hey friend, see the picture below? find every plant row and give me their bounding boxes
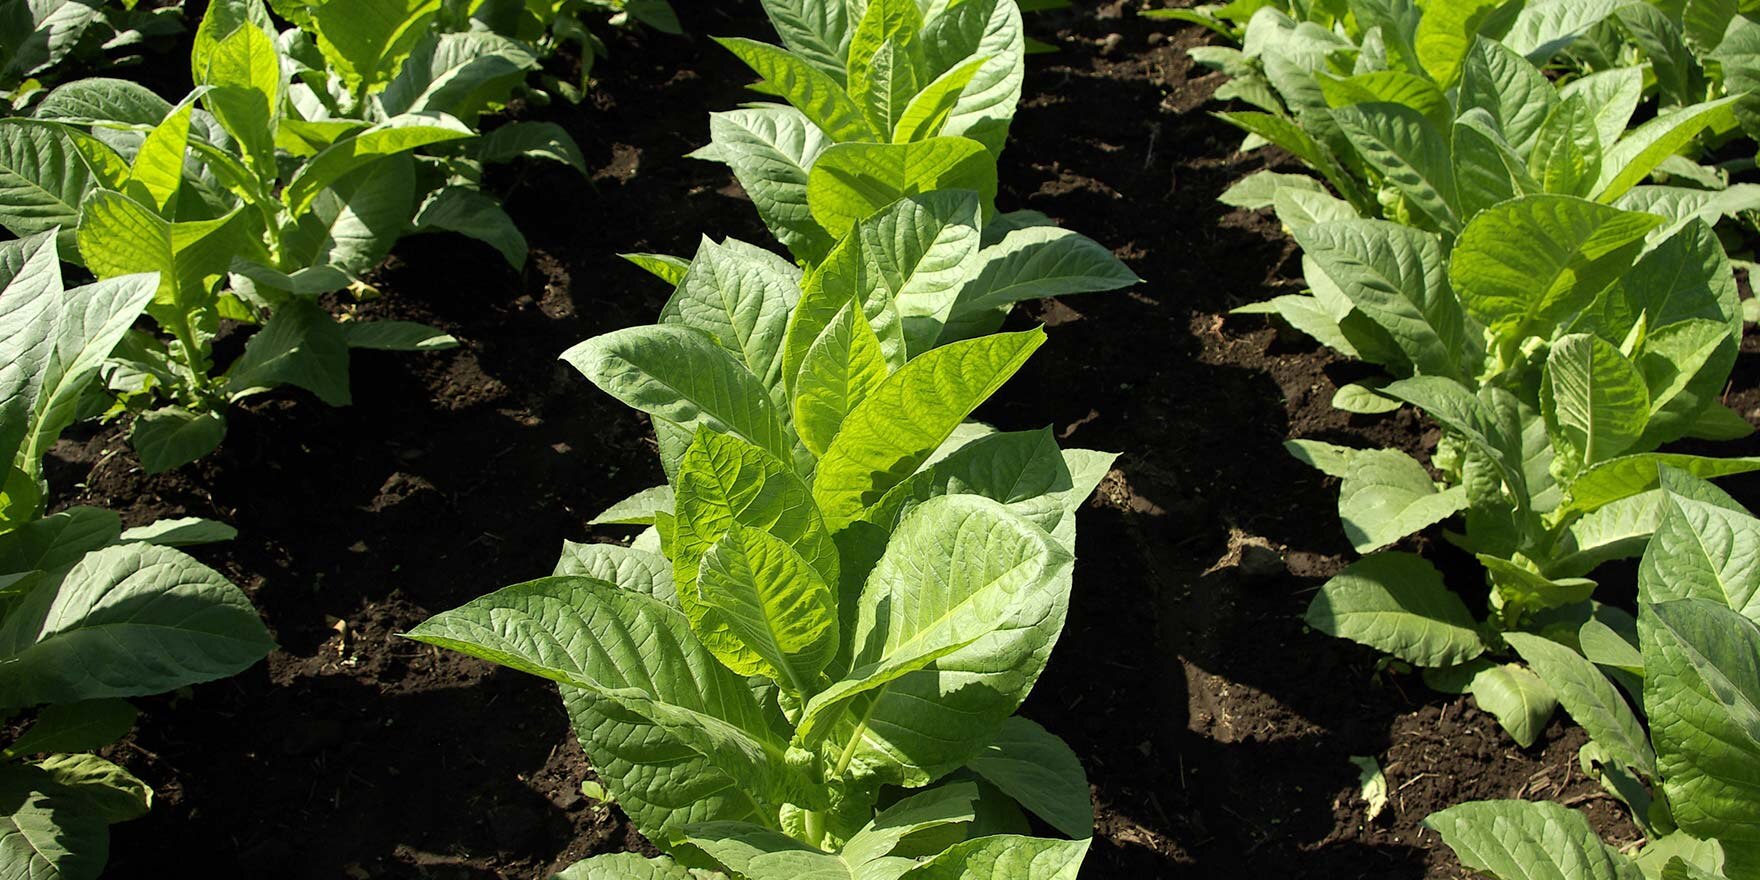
[0,0,675,876]
[0,0,683,475]
[1161,0,1760,874]
[412,0,1139,876]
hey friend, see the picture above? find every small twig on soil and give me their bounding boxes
[1561,790,1617,807]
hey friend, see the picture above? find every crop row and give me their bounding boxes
[1163,0,1760,875]
[1,0,1758,877]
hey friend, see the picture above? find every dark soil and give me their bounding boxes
[41,1,1729,877]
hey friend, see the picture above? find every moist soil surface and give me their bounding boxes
[44,1,1749,877]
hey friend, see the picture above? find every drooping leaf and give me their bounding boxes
[1426,799,1643,880]
[1305,552,1485,668]
[0,543,274,708]
[1642,599,1760,844]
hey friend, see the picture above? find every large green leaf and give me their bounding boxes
[131,406,228,475]
[551,853,701,879]
[1502,0,1628,63]
[1331,102,1458,230]
[794,300,891,458]
[794,495,1072,786]
[1451,196,1661,352]
[406,576,813,824]
[0,230,156,490]
[866,428,1082,540]
[807,138,997,237]
[0,121,105,238]
[814,190,981,357]
[1291,219,1467,379]
[1639,486,1760,621]
[0,508,118,578]
[717,36,876,143]
[379,31,536,121]
[1542,334,1651,471]
[698,523,839,692]
[281,113,473,215]
[965,717,1092,839]
[1414,0,1505,85]
[1597,98,1740,202]
[757,0,854,81]
[1642,599,1760,845]
[0,763,107,880]
[1426,799,1642,880]
[670,431,840,678]
[942,226,1139,341]
[1528,94,1604,199]
[920,0,1025,157]
[812,328,1042,528]
[1305,552,1485,667]
[1563,455,1760,518]
[661,237,801,402]
[700,107,837,263]
[0,543,273,708]
[554,541,675,606]
[562,324,795,475]
[224,298,352,407]
[895,56,987,143]
[1505,632,1654,776]
[681,784,983,879]
[847,0,927,137]
[1332,447,1468,553]
[282,152,417,276]
[310,0,443,93]
[897,834,1087,879]
[32,79,172,127]
[3,699,137,759]
[1457,37,1557,155]
[193,9,282,177]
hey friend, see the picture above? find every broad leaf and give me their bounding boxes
[0,543,273,708]
[1305,552,1485,667]
[812,328,1043,528]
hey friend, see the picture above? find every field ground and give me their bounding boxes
[49,1,1757,877]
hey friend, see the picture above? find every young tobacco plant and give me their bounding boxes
[663,0,1139,346]
[0,0,600,472]
[1426,468,1760,880]
[1289,196,1759,746]
[0,230,276,880]
[1176,4,1758,247]
[410,215,1113,876]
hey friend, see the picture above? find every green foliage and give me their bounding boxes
[0,0,186,111]
[0,0,656,471]
[0,231,274,880]
[1428,468,1760,880]
[1163,0,1760,752]
[412,2,1123,874]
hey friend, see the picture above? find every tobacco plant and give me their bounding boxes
[671,0,1139,345]
[1146,0,1760,749]
[1168,2,1758,247]
[0,0,609,471]
[415,231,1109,877]
[0,230,275,879]
[1427,468,1760,880]
[1289,197,1758,746]
[412,1,1134,874]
